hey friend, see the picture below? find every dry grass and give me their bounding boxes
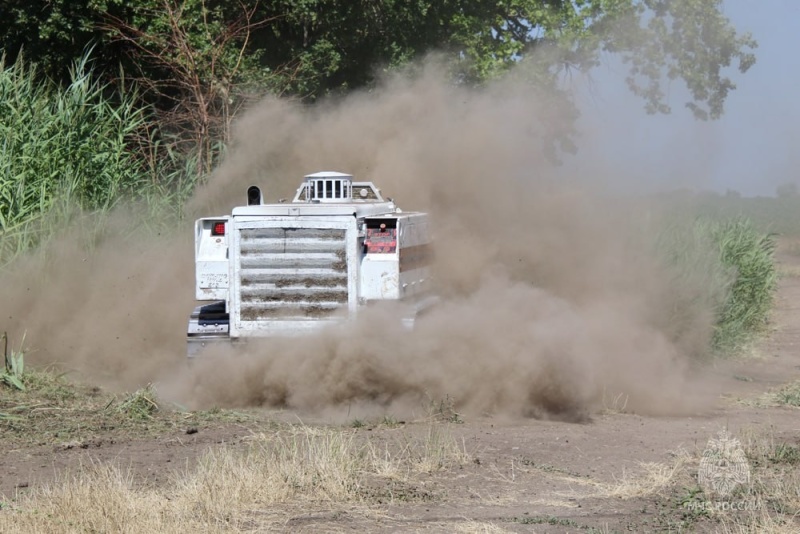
[0,369,252,446]
[669,430,800,531]
[452,521,515,533]
[586,449,697,500]
[600,388,630,414]
[717,508,800,534]
[0,366,469,532]
[579,430,800,531]
[739,431,800,509]
[771,381,800,407]
[0,424,468,533]
[744,379,800,408]
[592,451,692,500]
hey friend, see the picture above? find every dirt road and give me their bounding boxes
[2,243,800,533]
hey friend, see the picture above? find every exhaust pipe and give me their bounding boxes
[247,186,263,206]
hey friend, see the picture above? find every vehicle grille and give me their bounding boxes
[237,227,348,321]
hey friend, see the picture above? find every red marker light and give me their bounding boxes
[211,221,226,236]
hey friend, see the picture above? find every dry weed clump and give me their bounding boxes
[0,423,467,533]
[717,509,800,534]
[593,451,693,500]
[679,431,799,530]
[746,379,800,408]
[0,369,245,446]
[115,384,160,420]
[575,430,800,531]
[452,521,515,534]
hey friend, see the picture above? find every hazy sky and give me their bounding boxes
[567,0,800,197]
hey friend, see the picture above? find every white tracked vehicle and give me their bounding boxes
[187,171,435,357]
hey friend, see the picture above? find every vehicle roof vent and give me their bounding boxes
[296,171,353,203]
[292,171,386,203]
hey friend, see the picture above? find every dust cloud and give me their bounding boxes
[1,217,193,390]
[1,59,722,420]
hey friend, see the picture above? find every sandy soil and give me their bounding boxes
[2,243,800,533]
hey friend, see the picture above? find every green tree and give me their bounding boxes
[2,1,756,120]
[252,0,756,120]
[1,0,757,169]
[0,1,128,81]
[102,0,283,174]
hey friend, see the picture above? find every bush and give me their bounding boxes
[711,218,777,351]
[655,216,776,355]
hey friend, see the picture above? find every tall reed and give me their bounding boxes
[0,53,204,265]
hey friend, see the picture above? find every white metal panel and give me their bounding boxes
[195,217,230,300]
[399,268,431,298]
[231,202,397,218]
[360,256,400,300]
